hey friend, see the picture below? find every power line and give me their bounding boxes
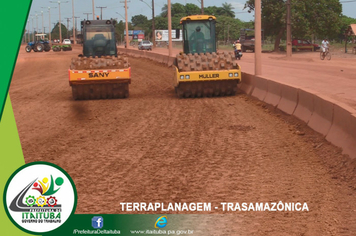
[96,6,107,20]
[65,17,71,38]
[83,12,92,20]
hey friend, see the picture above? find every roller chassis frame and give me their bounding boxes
[68,68,131,100]
[173,66,241,98]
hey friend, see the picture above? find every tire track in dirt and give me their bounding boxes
[10,47,356,235]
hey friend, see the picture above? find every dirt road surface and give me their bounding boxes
[124,45,356,111]
[9,45,356,235]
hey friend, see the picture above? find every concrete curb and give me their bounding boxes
[251,76,268,101]
[277,84,299,115]
[307,94,334,137]
[264,79,282,107]
[120,47,356,158]
[238,72,254,95]
[293,89,315,123]
[326,103,356,157]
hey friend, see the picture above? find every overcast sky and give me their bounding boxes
[27,0,356,33]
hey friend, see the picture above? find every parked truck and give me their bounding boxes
[239,29,255,52]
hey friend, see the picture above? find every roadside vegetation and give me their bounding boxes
[44,1,356,53]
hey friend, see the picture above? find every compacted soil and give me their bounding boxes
[9,45,356,235]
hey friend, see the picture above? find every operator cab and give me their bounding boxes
[181,15,216,54]
[81,19,117,57]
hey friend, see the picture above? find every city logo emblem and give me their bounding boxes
[92,216,104,229]
[3,162,77,234]
[155,216,167,228]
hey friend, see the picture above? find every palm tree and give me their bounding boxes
[221,2,235,18]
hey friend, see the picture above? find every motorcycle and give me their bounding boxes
[233,44,243,60]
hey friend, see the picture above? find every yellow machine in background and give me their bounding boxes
[173,15,241,98]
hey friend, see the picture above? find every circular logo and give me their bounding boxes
[3,162,77,234]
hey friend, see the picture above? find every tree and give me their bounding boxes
[115,20,134,42]
[215,16,244,42]
[204,6,221,16]
[131,14,148,27]
[132,2,247,38]
[184,3,201,15]
[51,23,68,40]
[337,15,356,40]
[161,4,168,17]
[154,16,168,30]
[172,3,186,17]
[244,0,342,51]
[220,2,235,18]
[161,3,200,17]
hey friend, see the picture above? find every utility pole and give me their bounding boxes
[27,20,30,43]
[24,22,27,43]
[152,0,155,48]
[32,16,35,41]
[96,6,107,20]
[139,0,155,47]
[50,1,69,43]
[35,13,38,35]
[74,16,80,43]
[41,11,44,34]
[42,6,56,42]
[120,1,130,48]
[48,9,52,41]
[92,0,95,20]
[72,0,76,44]
[24,20,27,43]
[201,0,204,14]
[48,8,55,42]
[286,0,292,57]
[168,0,172,57]
[31,16,35,41]
[84,13,92,20]
[52,22,57,41]
[125,0,129,48]
[65,17,71,38]
[255,0,262,75]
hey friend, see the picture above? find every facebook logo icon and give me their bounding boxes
[92,216,104,229]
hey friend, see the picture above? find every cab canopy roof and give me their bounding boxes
[180,15,216,24]
[81,19,115,26]
[345,24,356,36]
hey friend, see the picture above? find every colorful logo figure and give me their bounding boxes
[4,162,77,234]
[155,216,167,228]
[22,175,64,208]
[92,216,104,229]
[9,175,64,211]
[32,176,64,196]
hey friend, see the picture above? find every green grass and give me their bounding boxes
[262,44,275,51]
[329,42,355,50]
